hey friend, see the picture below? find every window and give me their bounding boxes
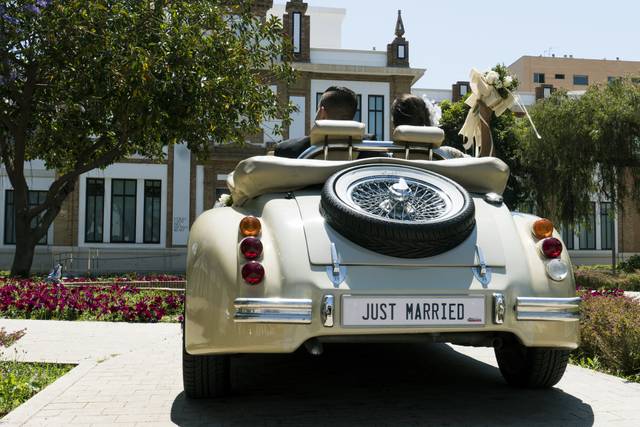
[397,44,406,59]
[555,74,565,80]
[543,87,552,98]
[560,224,574,250]
[533,73,545,83]
[111,179,137,243]
[4,190,48,245]
[608,76,618,83]
[85,178,104,243]
[368,95,384,141]
[459,84,468,96]
[292,12,301,54]
[315,92,323,113]
[600,202,614,250]
[573,74,589,85]
[143,180,161,244]
[578,202,596,249]
[354,95,362,122]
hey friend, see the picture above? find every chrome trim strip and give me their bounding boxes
[234,312,311,324]
[517,297,581,310]
[516,312,580,321]
[234,298,312,310]
[516,296,581,321]
[234,298,312,324]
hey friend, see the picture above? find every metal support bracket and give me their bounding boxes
[321,295,334,327]
[326,242,347,286]
[472,244,492,287]
[493,293,505,324]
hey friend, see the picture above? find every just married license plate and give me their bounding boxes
[341,295,486,326]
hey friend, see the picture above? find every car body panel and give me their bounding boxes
[185,188,579,356]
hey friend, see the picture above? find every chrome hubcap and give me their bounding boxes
[348,176,450,222]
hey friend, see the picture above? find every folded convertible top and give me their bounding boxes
[227,156,510,206]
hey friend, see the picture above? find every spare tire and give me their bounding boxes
[320,164,475,258]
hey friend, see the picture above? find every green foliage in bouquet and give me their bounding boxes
[485,64,519,99]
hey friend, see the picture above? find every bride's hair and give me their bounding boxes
[392,94,431,127]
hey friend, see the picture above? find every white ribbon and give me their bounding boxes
[459,68,541,156]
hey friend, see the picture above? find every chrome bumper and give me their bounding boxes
[515,297,581,321]
[234,298,312,324]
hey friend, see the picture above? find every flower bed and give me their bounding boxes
[0,280,184,323]
[572,287,640,382]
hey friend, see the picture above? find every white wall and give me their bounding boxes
[268,4,345,49]
[310,79,390,141]
[310,48,386,67]
[289,96,306,139]
[172,144,190,246]
[78,163,168,248]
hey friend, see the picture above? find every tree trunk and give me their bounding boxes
[10,214,37,278]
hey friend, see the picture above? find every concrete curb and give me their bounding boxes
[0,360,97,426]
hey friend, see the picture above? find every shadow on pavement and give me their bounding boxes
[171,343,594,426]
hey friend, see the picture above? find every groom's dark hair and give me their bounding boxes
[320,86,358,120]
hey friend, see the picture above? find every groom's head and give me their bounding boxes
[316,86,358,120]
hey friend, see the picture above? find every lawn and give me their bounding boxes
[0,327,75,417]
[0,360,74,417]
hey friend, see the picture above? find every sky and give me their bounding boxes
[303,0,640,89]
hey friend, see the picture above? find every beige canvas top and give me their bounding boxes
[227,156,510,206]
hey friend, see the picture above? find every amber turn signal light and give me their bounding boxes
[532,218,554,239]
[239,216,261,237]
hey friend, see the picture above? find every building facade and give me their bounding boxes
[0,1,425,274]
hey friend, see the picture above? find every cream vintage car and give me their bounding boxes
[183,120,580,398]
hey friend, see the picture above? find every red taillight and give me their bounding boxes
[240,237,263,260]
[541,237,563,258]
[241,262,265,285]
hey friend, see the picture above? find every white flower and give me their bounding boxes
[218,194,232,206]
[495,79,503,88]
[485,70,499,84]
[504,75,513,88]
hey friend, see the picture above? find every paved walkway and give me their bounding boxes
[1,318,640,426]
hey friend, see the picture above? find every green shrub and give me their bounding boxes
[574,268,640,291]
[619,255,640,273]
[575,295,640,378]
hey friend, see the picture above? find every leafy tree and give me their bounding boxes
[439,97,527,209]
[519,79,640,224]
[1,1,295,276]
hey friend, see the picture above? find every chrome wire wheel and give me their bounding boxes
[321,163,476,258]
[334,165,466,224]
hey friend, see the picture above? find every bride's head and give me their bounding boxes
[392,94,431,127]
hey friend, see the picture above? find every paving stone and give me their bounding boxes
[1,318,639,426]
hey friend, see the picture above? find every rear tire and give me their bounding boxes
[182,338,230,398]
[495,340,570,389]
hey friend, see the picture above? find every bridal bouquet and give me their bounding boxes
[459,64,526,154]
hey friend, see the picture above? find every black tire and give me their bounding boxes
[320,164,475,258]
[495,340,570,388]
[182,336,230,398]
